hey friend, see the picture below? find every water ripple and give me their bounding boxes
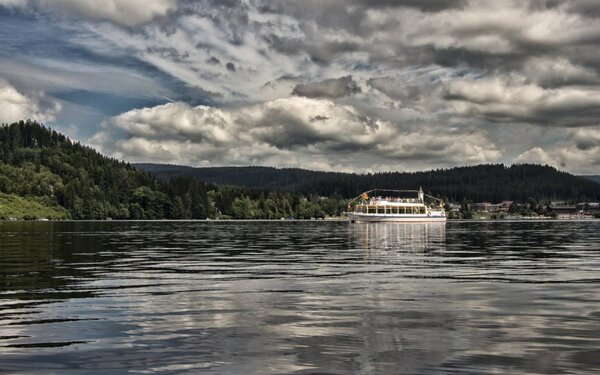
[1,220,599,374]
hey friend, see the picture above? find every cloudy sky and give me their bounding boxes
[1,0,599,173]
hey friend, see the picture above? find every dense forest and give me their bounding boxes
[0,121,346,220]
[137,163,600,204]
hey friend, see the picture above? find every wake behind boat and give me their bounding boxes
[347,187,446,223]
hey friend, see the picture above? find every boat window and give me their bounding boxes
[392,207,398,214]
[377,206,385,214]
[368,206,377,214]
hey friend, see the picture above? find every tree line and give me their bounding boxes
[138,163,600,204]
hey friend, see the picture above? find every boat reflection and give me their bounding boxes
[351,222,446,255]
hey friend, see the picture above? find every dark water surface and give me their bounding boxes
[1,221,600,374]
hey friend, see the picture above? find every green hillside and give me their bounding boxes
[0,193,69,220]
[0,121,345,220]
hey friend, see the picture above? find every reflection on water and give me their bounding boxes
[353,222,446,255]
[1,220,600,374]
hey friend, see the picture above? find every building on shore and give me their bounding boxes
[576,202,600,213]
[468,201,513,213]
[549,204,578,215]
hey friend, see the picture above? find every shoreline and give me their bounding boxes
[1,218,598,223]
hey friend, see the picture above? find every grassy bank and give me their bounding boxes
[0,193,69,220]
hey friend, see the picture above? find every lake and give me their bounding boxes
[1,220,600,374]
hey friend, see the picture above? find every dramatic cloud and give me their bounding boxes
[292,76,361,99]
[0,80,61,123]
[2,0,600,173]
[91,98,501,171]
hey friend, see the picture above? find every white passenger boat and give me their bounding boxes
[347,187,446,223]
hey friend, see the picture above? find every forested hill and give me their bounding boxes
[135,163,600,203]
[0,121,346,220]
[1,121,163,219]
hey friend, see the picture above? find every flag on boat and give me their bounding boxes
[361,192,368,201]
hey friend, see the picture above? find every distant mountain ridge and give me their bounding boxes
[582,175,600,184]
[134,163,600,203]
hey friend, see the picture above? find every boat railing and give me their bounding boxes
[365,197,421,204]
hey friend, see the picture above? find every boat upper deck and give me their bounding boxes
[359,198,425,207]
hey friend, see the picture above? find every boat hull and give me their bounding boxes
[348,213,447,223]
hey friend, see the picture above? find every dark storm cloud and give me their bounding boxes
[257,0,466,16]
[352,0,467,12]
[206,56,221,65]
[529,0,600,17]
[262,74,301,89]
[251,111,333,150]
[263,34,361,65]
[572,129,600,151]
[292,76,361,98]
[310,115,329,122]
[145,47,190,62]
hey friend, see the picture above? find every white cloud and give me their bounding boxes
[514,147,557,166]
[514,128,600,174]
[523,57,598,87]
[38,0,178,26]
[1,0,177,26]
[0,80,61,123]
[91,97,502,171]
[0,0,26,7]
